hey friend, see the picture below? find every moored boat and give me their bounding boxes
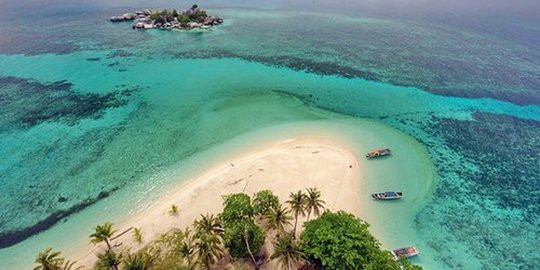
[365,148,391,159]
[391,246,419,260]
[371,191,403,200]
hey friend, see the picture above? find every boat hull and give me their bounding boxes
[391,246,419,260]
[371,191,402,200]
[365,148,391,159]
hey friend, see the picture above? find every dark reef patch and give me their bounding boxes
[0,30,79,56]
[0,76,136,130]
[429,112,540,219]
[415,112,540,269]
[108,61,120,67]
[106,50,135,59]
[171,50,380,82]
[170,49,540,106]
[0,187,119,249]
[243,55,380,81]
[86,57,101,62]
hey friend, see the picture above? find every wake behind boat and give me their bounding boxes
[391,246,419,260]
[365,148,391,159]
[372,191,403,200]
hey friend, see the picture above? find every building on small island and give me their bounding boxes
[110,4,223,30]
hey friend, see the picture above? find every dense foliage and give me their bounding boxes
[252,189,279,216]
[148,5,210,25]
[301,211,421,270]
[221,193,265,259]
[33,189,422,270]
[223,218,265,259]
[271,233,305,270]
[221,193,254,224]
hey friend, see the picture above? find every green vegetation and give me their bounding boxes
[252,189,279,216]
[270,233,305,270]
[261,203,292,236]
[132,228,144,244]
[301,211,421,270]
[142,229,193,270]
[178,14,191,24]
[149,12,161,21]
[33,188,422,270]
[194,214,223,236]
[195,231,223,269]
[221,193,264,265]
[224,218,265,259]
[95,249,121,270]
[34,247,82,270]
[305,187,325,221]
[34,247,63,270]
[221,193,254,222]
[148,6,210,25]
[286,190,307,237]
[168,204,178,216]
[89,222,117,251]
[123,251,154,270]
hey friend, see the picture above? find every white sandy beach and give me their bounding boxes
[0,120,435,270]
[75,135,363,267]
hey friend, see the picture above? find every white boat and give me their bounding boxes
[391,246,419,260]
[371,191,403,200]
[365,148,391,159]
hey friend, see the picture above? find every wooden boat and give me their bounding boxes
[365,148,391,159]
[391,246,419,260]
[371,191,403,200]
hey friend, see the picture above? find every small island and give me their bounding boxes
[110,4,223,30]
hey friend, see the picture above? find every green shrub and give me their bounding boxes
[132,228,144,243]
[149,12,161,20]
[252,190,279,216]
[221,193,254,224]
[220,193,264,259]
[301,211,422,270]
[178,14,191,24]
[169,204,178,216]
[223,219,265,259]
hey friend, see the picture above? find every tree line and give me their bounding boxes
[33,188,422,270]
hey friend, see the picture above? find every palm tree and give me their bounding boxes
[59,260,83,270]
[194,214,224,236]
[179,228,197,270]
[194,233,223,270]
[286,191,307,237]
[34,248,64,270]
[90,222,117,250]
[95,249,121,270]
[262,203,293,237]
[132,227,144,243]
[270,233,305,270]
[305,188,325,221]
[123,251,154,270]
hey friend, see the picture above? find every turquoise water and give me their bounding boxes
[1,1,539,269]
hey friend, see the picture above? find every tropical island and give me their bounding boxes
[110,4,223,30]
[33,191,422,270]
[30,137,423,270]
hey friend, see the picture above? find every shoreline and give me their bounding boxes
[3,119,436,269]
[74,135,363,266]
